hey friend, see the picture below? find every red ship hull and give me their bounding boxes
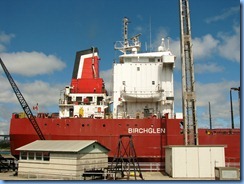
[9,114,240,167]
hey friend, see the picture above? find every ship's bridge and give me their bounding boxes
[119,51,175,65]
[113,50,175,118]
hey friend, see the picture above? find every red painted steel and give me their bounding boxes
[9,114,240,165]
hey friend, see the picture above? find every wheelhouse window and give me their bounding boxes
[97,97,104,105]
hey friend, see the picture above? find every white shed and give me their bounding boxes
[16,140,109,180]
[165,145,226,179]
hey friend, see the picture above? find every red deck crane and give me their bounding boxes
[0,58,45,140]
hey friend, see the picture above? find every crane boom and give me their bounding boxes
[0,58,45,140]
[179,0,198,145]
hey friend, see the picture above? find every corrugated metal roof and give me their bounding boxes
[16,140,108,153]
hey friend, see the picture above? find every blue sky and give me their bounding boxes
[0,0,241,136]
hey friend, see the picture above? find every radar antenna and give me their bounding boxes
[114,17,141,54]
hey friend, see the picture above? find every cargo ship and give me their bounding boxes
[6,17,240,168]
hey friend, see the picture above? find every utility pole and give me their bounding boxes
[230,87,240,129]
[179,0,198,145]
[209,102,212,129]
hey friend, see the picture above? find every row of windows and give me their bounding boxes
[67,96,104,105]
[20,151,50,161]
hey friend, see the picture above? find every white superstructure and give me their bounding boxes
[113,18,176,119]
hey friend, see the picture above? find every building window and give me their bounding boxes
[152,81,155,85]
[36,152,42,161]
[20,151,50,161]
[76,97,82,102]
[97,97,104,105]
[137,67,140,71]
[43,152,50,161]
[122,81,125,85]
[28,152,35,160]
[20,152,27,160]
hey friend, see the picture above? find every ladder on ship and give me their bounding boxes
[179,0,198,145]
[109,135,143,180]
[0,58,45,140]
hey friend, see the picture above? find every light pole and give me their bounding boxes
[230,87,240,129]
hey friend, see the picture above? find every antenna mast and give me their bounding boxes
[114,17,141,54]
[179,0,198,145]
[123,17,129,49]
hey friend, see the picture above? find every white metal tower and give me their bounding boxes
[179,0,198,145]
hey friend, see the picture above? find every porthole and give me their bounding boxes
[103,124,106,127]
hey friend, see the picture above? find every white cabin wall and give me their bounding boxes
[161,64,174,117]
[113,53,175,119]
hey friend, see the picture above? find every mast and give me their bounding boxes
[123,17,129,49]
[179,0,198,145]
[114,17,141,54]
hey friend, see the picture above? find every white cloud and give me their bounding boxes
[1,51,66,76]
[174,80,240,128]
[0,31,15,44]
[195,63,224,74]
[196,81,240,127]
[19,80,65,108]
[0,77,65,134]
[168,35,220,73]
[0,75,17,103]
[0,103,20,135]
[192,34,219,59]
[100,69,113,95]
[0,78,64,108]
[168,25,239,73]
[205,6,239,23]
[151,27,169,51]
[0,31,15,52]
[217,25,240,62]
[0,120,10,135]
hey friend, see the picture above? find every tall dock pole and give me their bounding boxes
[179,0,198,145]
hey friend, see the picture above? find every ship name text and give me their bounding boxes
[128,128,166,134]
